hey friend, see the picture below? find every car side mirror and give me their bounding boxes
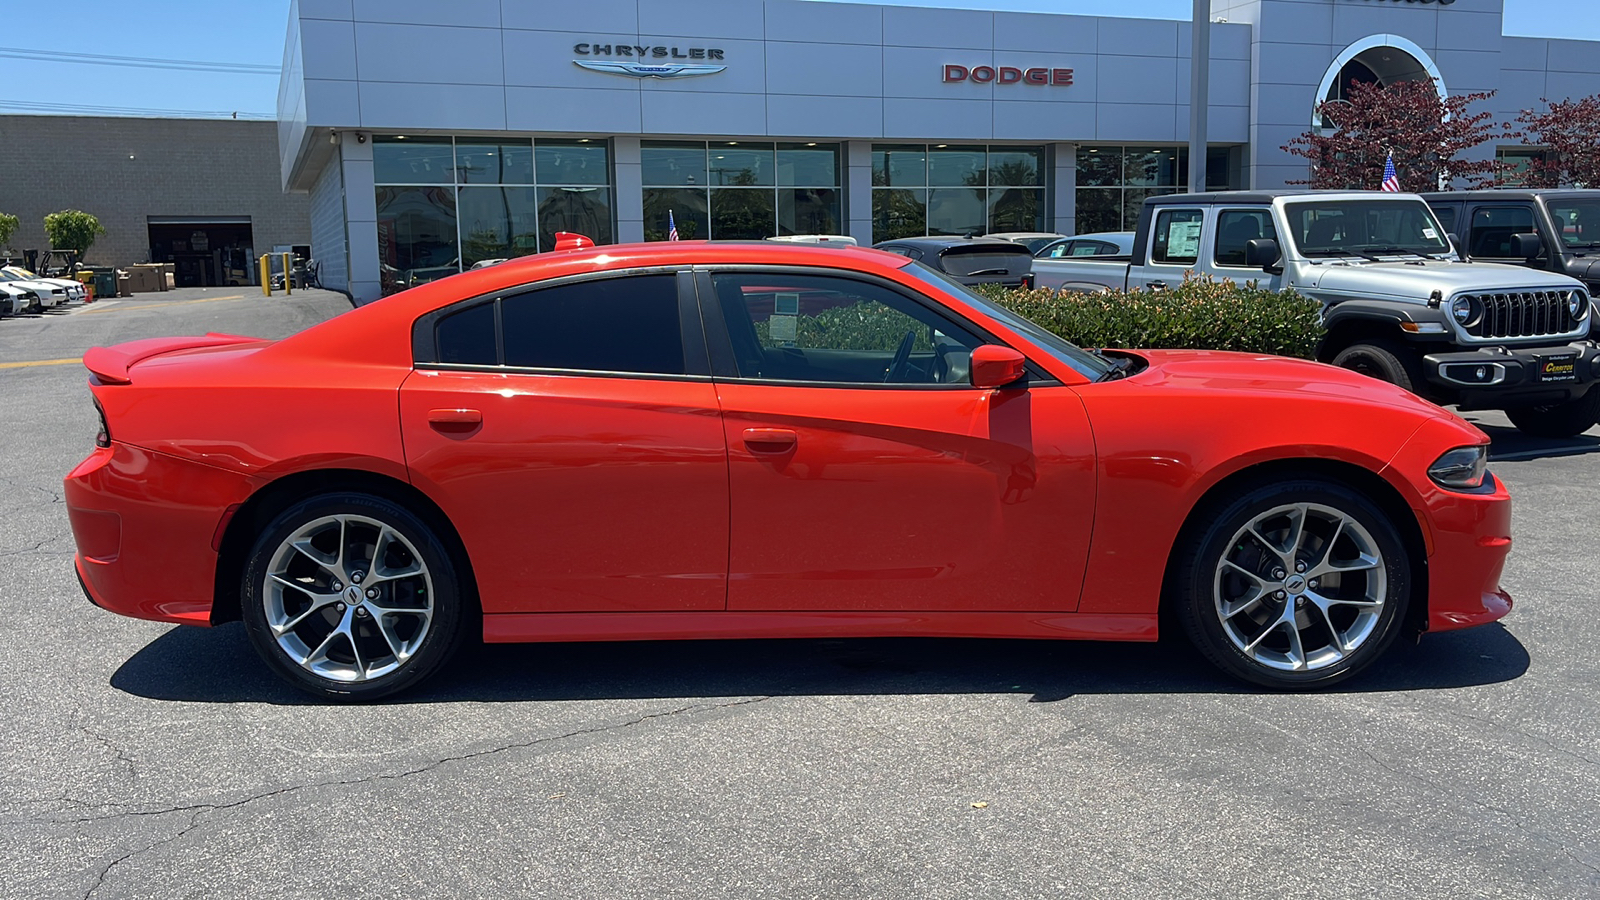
[1245,238,1281,271]
[1446,233,1462,254]
[970,345,1027,389]
[1512,231,1543,261]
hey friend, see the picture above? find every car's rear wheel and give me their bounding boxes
[1505,388,1600,438]
[241,493,464,700]
[1173,479,1410,689]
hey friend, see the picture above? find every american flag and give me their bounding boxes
[668,210,680,241]
[1381,152,1401,192]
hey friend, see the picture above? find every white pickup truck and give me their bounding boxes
[1034,190,1600,436]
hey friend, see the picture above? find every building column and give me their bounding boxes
[614,137,644,243]
[1052,142,1077,235]
[846,141,873,244]
[340,137,381,305]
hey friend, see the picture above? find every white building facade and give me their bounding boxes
[276,0,1600,303]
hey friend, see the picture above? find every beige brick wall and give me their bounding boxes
[0,115,310,268]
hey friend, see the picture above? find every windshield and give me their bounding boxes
[1546,199,1600,248]
[900,261,1114,381]
[1283,198,1451,258]
[2,267,38,278]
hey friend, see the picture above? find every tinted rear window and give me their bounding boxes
[501,274,684,374]
[436,302,497,364]
[938,249,1031,278]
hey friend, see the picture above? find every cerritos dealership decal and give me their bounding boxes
[574,43,726,79]
[943,65,1074,86]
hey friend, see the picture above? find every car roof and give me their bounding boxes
[1418,189,1600,201]
[1146,190,1427,207]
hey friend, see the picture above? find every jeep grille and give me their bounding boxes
[1459,291,1582,339]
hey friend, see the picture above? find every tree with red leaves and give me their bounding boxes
[1282,79,1509,191]
[1514,96,1600,188]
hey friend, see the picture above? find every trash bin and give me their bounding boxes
[81,267,118,301]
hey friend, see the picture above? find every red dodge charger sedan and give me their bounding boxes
[65,242,1512,699]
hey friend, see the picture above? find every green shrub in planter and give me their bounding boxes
[975,274,1324,359]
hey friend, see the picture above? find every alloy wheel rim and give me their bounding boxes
[1213,502,1386,672]
[263,514,434,683]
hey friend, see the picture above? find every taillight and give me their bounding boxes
[1021,273,1035,289]
[94,400,110,448]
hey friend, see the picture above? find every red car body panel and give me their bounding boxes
[63,241,1513,648]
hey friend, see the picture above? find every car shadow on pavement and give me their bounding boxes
[110,621,1530,706]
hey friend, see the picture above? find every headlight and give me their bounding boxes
[1428,445,1488,490]
[1449,295,1475,324]
[1569,290,1587,318]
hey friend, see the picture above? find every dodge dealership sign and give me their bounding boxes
[943,65,1074,86]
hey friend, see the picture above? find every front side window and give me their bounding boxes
[1151,209,1204,266]
[1214,209,1277,267]
[1467,206,1539,259]
[711,272,981,385]
[1547,200,1600,249]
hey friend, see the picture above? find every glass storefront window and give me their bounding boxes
[1074,188,1121,235]
[873,145,926,187]
[778,188,841,236]
[709,142,774,186]
[376,186,458,295]
[1076,146,1122,187]
[643,141,840,240]
[374,138,455,184]
[928,146,988,187]
[643,188,708,241]
[454,140,533,184]
[641,142,707,186]
[872,144,1049,241]
[457,186,538,266]
[777,143,839,187]
[711,189,777,239]
[1075,145,1240,232]
[536,187,613,252]
[536,141,609,186]
[374,136,618,295]
[872,189,927,241]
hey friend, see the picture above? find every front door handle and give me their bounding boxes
[1148,280,1168,290]
[743,427,798,453]
[428,408,482,433]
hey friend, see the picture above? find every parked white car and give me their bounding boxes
[0,269,68,307]
[0,282,37,315]
[2,266,83,304]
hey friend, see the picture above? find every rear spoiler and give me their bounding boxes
[82,332,261,385]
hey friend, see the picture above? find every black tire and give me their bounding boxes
[1331,340,1422,394]
[1505,388,1600,438]
[241,492,465,701]
[1172,478,1411,690]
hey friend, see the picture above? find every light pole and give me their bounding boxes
[1188,0,1210,194]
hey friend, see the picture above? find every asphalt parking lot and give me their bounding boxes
[1,288,1597,899]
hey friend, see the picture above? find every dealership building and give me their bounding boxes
[274,0,1600,303]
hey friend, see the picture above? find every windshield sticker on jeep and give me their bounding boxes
[1422,228,1438,240]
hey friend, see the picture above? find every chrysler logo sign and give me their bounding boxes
[575,60,727,78]
[573,43,727,79]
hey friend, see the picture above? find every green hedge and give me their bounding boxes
[975,274,1324,359]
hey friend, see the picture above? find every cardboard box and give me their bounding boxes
[123,267,161,293]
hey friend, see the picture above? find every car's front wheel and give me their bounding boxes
[241,493,465,700]
[1173,479,1410,689]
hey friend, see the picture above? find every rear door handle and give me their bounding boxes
[742,427,797,453]
[428,408,482,432]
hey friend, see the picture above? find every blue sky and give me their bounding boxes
[0,0,1591,120]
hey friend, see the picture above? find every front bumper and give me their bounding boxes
[65,442,257,626]
[1382,417,1514,634]
[1423,340,1600,410]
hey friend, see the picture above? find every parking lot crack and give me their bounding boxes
[78,725,137,780]
[16,696,774,831]
[82,808,206,900]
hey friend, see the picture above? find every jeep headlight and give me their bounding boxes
[1569,290,1587,319]
[1428,445,1489,491]
[1449,295,1478,326]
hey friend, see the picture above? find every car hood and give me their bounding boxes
[1124,348,1456,420]
[1305,259,1583,301]
[0,278,62,294]
[26,277,82,290]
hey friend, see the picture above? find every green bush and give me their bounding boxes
[975,274,1324,359]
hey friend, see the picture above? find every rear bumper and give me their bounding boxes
[64,443,256,626]
[1424,340,1600,410]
